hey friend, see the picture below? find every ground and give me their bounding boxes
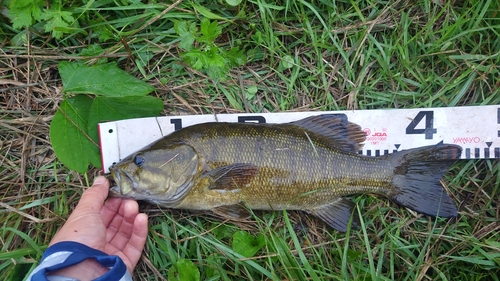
[0,0,499,280]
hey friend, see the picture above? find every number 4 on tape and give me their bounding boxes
[98,106,499,173]
[406,111,436,140]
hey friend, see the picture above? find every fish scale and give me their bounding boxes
[109,115,462,232]
[185,125,391,209]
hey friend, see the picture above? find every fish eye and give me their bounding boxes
[133,154,145,167]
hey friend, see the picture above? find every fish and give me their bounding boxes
[108,114,462,232]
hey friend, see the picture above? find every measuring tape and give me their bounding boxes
[99,105,499,173]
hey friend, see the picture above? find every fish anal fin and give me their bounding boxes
[212,202,251,220]
[204,163,258,190]
[290,114,366,153]
[307,198,358,232]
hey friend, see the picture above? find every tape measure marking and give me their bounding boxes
[99,106,499,173]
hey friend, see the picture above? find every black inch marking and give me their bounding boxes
[238,116,266,123]
[465,148,470,159]
[495,148,500,158]
[498,108,500,137]
[394,144,401,149]
[375,150,380,156]
[475,148,480,158]
[485,148,490,158]
[384,149,389,155]
[170,119,182,131]
[405,111,436,139]
[366,150,372,156]
[486,142,493,147]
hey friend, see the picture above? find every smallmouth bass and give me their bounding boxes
[109,115,462,231]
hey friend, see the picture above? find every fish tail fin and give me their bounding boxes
[387,143,462,218]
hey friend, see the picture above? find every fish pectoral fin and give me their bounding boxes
[212,202,251,220]
[204,163,258,190]
[290,114,366,153]
[307,198,359,232]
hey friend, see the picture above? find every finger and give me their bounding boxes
[121,213,148,273]
[76,176,110,214]
[105,200,139,247]
[101,197,124,227]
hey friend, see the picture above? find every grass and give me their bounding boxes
[1,0,499,280]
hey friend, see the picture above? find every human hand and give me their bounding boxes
[49,176,148,279]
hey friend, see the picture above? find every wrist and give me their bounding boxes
[48,258,109,280]
[28,242,130,281]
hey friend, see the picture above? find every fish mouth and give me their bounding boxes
[105,173,117,187]
[108,167,138,196]
[107,168,122,196]
[107,173,122,197]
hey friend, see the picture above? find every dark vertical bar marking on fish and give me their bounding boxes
[475,148,480,158]
[465,148,470,159]
[484,148,490,158]
[495,147,500,158]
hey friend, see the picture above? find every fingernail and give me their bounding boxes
[93,176,107,185]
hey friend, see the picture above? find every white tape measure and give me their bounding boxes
[99,105,499,173]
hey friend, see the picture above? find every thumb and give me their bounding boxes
[76,176,110,213]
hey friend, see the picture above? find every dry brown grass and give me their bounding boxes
[1,0,499,279]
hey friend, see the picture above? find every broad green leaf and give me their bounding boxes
[8,0,44,29]
[225,47,247,66]
[232,231,265,258]
[50,96,101,173]
[40,5,75,39]
[206,65,228,79]
[191,3,230,22]
[206,48,226,68]
[245,85,258,100]
[280,55,294,69]
[182,49,207,70]
[87,96,164,150]
[59,62,155,97]
[167,259,200,281]
[174,21,198,51]
[199,18,222,43]
[225,0,242,6]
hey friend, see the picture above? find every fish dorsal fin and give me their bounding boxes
[307,198,359,232]
[290,114,365,153]
[203,163,258,190]
[212,202,251,220]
